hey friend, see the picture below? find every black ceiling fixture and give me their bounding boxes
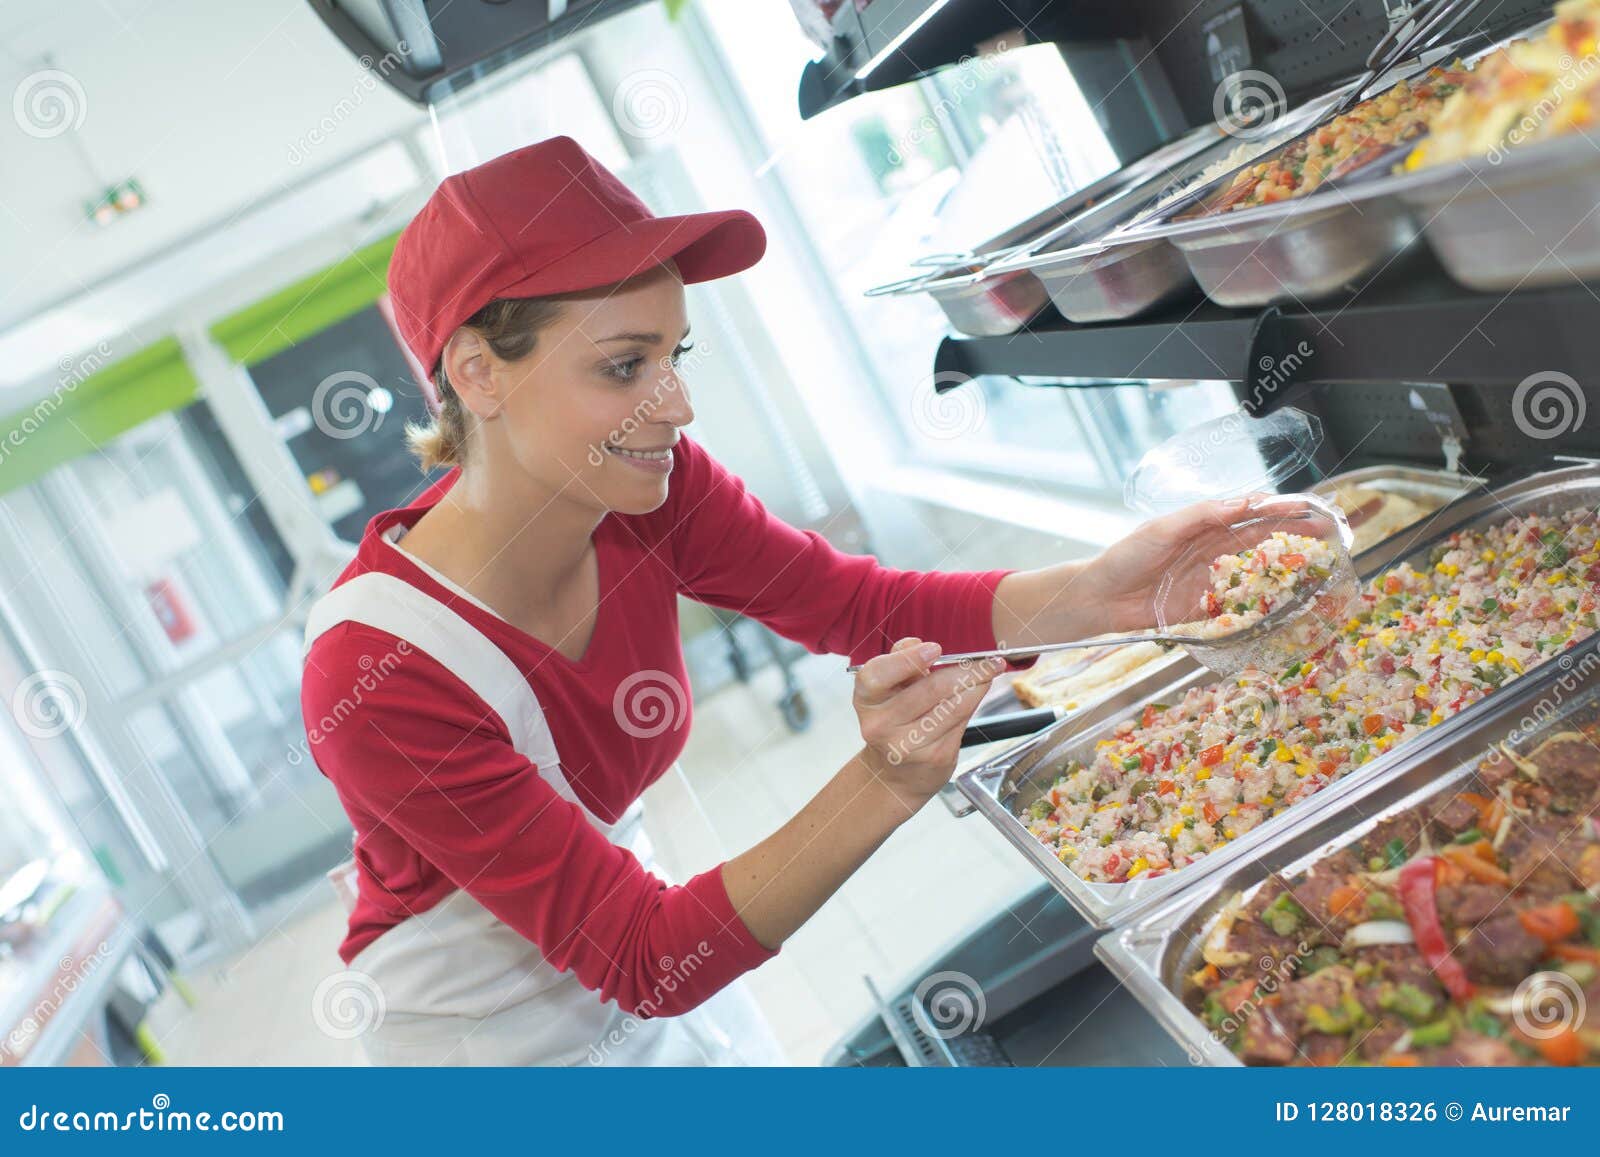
[304,0,654,106]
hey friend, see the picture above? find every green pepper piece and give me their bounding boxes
[1300,946,1343,975]
[1468,1009,1506,1038]
[1379,982,1438,1025]
[1027,798,1053,821]
[1121,755,1142,772]
[1411,1019,1454,1047]
[1364,890,1403,921]
[1261,892,1307,936]
[1398,666,1421,680]
[1451,828,1484,845]
[1384,837,1408,868]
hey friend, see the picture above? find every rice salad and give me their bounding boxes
[1025,507,1600,885]
[1186,530,1337,639]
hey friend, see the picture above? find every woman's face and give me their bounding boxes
[470,262,696,517]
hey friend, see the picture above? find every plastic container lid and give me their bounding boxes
[1123,406,1324,514]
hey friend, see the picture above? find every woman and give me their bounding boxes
[300,136,1266,1066]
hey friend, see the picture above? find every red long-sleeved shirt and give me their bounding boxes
[301,434,1014,1016]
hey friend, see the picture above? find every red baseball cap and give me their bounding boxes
[387,135,766,376]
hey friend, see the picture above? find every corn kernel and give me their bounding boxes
[1179,803,1195,816]
[1127,857,1150,878]
[1429,710,1443,726]
[1195,767,1212,782]
[1482,549,1497,562]
[1223,828,1237,839]
[1469,649,1486,663]
[1505,655,1523,673]
[1167,822,1183,840]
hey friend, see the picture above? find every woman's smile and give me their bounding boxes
[603,440,676,474]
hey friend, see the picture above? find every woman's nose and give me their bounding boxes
[657,372,694,425]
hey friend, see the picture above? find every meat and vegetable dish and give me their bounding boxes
[1187,704,1600,1066]
[1024,506,1600,884]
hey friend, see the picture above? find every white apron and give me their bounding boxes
[304,569,785,1067]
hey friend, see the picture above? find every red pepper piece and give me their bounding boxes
[1397,856,1474,1002]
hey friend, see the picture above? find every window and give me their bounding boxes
[695,2,1237,497]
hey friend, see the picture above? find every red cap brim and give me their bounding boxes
[497,209,766,299]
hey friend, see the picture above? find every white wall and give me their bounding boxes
[0,0,425,334]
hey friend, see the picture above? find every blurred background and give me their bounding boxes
[0,0,1242,1066]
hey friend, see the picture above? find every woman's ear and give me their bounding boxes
[441,327,502,419]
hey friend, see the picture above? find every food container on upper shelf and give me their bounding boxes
[1375,2,1600,290]
[1106,34,1522,309]
[1097,630,1600,1067]
[955,457,1600,929]
[982,81,1365,323]
[862,123,1226,336]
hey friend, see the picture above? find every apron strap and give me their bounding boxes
[303,570,606,828]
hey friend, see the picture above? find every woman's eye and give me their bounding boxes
[604,357,643,381]
[669,341,695,366]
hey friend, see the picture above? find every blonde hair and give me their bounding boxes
[405,296,566,471]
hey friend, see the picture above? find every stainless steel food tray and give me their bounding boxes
[1394,120,1600,290]
[863,124,1225,336]
[954,459,1600,930]
[1311,463,1478,551]
[1109,29,1532,308]
[1096,630,1600,1066]
[984,85,1360,323]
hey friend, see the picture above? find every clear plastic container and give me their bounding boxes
[1149,492,1358,676]
[1124,406,1324,515]
[1122,408,1355,675]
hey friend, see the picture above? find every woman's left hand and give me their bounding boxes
[1083,494,1322,634]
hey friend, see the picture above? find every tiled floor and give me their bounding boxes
[151,652,1039,1066]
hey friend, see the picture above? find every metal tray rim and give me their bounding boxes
[1095,630,1600,1065]
[956,459,1600,930]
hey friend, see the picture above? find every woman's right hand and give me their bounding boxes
[851,637,1005,807]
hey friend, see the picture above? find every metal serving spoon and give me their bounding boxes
[843,630,1207,674]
